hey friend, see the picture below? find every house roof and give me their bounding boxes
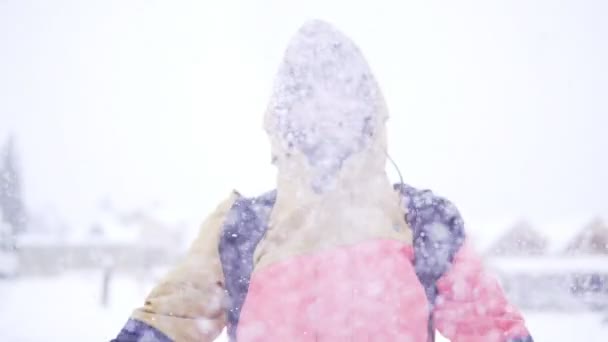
[563,218,608,255]
[486,255,608,273]
[485,220,549,257]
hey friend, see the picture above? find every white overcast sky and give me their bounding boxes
[1,0,607,244]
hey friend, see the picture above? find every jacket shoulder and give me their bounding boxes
[394,183,466,301]
[393,183,464,239]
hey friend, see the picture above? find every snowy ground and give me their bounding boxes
[0,272,607,341]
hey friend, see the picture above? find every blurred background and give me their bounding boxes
[1,0,607,341]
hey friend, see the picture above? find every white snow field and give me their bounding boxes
[0,272,606,341]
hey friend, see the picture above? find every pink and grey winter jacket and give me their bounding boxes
[113,184,533,342]
[113,20,533,342]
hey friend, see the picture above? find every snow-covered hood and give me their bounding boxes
[264,20,389,195]
[255,21,409,269]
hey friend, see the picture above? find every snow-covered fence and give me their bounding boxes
[13,241,176,276]
[487,256,608,311]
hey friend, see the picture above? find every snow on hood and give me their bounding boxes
[264,20,389,194]
[252,21,410,265]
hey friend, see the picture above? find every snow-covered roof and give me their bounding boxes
[484,220,548,257]
[472,216,606,257]
[563,218,608,255]
[486,256,608,273]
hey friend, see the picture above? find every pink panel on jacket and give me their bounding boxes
[237,240,429,342]
[433,242,531,342]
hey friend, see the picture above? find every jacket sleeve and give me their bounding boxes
[112,192,240,342]
[433,240,534,342]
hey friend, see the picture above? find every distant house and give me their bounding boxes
[564,218,608,255]
[485,220,548,257]
[15,237,173,276]
[485,218,608,312]
[13,207,183,277]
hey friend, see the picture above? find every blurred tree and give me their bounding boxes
[0,136,27,250]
